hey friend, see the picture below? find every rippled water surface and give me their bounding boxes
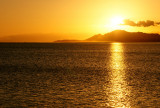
[0,43,160,107]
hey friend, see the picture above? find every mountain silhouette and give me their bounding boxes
[86,30,160,42]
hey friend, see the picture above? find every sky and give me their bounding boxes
[0,0,160,42]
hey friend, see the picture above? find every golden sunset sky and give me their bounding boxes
[0,0,160,42]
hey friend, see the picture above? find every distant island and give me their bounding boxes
[55,30,160,42]
[54,40,84,43]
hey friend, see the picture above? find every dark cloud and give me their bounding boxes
[123,19,136,26]
[156,22,160,25]
[122,19,160,27]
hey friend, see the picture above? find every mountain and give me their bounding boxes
[86,30,160,42]
[54,40,84,43]
[0,34,66,42]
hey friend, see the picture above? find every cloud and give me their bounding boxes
[156,22,160,25]
[122,19,160,27]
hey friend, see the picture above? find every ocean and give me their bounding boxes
[0,43,160,107]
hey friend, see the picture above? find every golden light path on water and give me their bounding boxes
[108,43,130,107]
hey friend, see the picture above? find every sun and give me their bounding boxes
[106,16,125,31]
[102,16,126,32]
[111,16,124,26]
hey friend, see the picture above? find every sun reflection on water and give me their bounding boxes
[108,43,130,108]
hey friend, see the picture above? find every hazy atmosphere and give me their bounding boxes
[0,0,160,42]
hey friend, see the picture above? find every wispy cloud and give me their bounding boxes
[122,19,160,27]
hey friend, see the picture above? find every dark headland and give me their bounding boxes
[55,30,160,42]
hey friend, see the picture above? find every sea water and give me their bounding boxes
[0,43,160,107]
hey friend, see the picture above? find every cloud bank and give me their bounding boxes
[122,19,160,27]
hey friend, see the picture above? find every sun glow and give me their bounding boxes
[111,16,124,26]
[105,16,125,31]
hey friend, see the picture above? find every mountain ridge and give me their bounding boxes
[86,30,160,42]
[54,30,160,42]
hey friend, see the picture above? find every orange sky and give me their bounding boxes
[0,0,160,42]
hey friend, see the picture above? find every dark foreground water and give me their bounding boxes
[0,43,160,107]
